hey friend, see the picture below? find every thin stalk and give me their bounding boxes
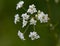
[33,25,35,31]
[22,7,27,12]
[23,24,30,34]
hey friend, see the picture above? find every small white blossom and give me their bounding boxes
[16,1,24,10]
[38,12,49,23]
[21,13,30,20]
[27,4,37,14]
[29,31,40,40]
[30,18,37,25]
[18,30,25,40]
[14,14,20,24]
[22,19,28,28]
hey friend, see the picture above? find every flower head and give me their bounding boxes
[16,1,24,10]
[27,4,37,14]
[14,1,50,41]
[14,14,20,24]
[21,13,30,20]
[38,12,49,23]
[30,18,37,25]
[18,30,25,40]
[29,31,40,40]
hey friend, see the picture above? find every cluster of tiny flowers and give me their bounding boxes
[27,4,37,14]
[29,31,40,40]
[18,30,25,40]
[30,18,37,25]
[37,11,49,23]
[14,1,50,40]
[21,13,29,28]
[14,14,20,24]
[16,1,24,10]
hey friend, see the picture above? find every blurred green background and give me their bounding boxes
[0,0,60,46]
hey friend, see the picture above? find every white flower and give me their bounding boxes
[22,19,28,28]
[16,1,24,10]
[18,30,25,40]
[38,12,49,23]
[21,13,30,20]
[14,14,20,24]
[27,4,37,14]
[29,31,40,40]
[30,18,37,25]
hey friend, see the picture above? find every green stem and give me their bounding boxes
[22,7,27,12]
[23,24,30,34]
[33,25,35,31]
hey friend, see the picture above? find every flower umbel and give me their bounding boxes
[27,4,37,14]
[38,12,49,23]
[18,30,25,40]
[14,14,20,24]
[21,13,30,20]
[29,31,40,40]
[16,1,24,10]
[30,18,37,25]
[14,0,50,40]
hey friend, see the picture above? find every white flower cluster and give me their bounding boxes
[30,18,37,25]
[14,14,20,24]
[18,30,25,40]
[21,13,29,20]
[27,4,37,14]
[14,1,50,40]
[16,1,24,10]
[37,11,50,23]
[21,13,29,28]
[29,31,40,40]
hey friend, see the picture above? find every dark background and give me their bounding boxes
[0,0,60,46]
